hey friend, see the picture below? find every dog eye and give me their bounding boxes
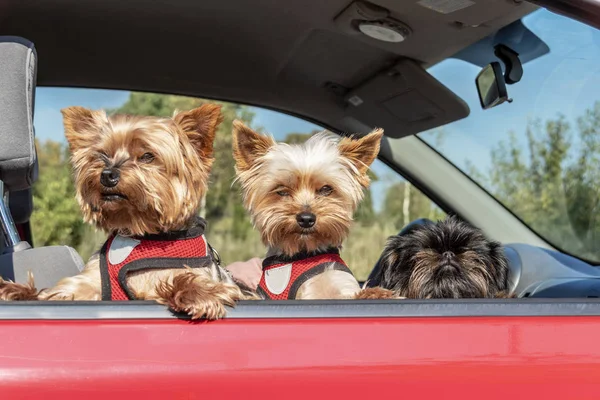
[139,153,155,163]
[317,185,333,196]
[276,190,290,197]
[97,152,109,162]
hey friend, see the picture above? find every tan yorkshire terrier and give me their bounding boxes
[232,120,383,300]
[0,104,250,319]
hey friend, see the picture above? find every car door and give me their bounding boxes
[2,300,600,399]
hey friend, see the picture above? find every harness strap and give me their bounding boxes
[258,248,355,300]
[99,217,215,300]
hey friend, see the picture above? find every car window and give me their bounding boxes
[32,88,444,280]
[418,8,600,263]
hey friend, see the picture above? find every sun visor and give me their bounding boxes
[342,59,469,138]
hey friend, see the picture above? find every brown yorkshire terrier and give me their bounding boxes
[232,120,383,300]
[0,104,250,319]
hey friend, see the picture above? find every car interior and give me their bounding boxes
[1,0,600,314]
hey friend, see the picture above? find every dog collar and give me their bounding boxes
[257,248,354,300]
[99,217,215,300]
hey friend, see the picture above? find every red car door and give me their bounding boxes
[1,300,600,399]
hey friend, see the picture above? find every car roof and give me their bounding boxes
[2,0,538,136]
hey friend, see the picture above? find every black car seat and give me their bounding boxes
[0,36,84,288]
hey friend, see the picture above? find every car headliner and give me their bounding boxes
[1,0,538,136]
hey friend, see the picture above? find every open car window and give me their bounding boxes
[32,88,445,282]
[418,8,600,263]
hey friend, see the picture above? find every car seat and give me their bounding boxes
[0,36,84,289]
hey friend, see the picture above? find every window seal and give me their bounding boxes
[3,299,600,320]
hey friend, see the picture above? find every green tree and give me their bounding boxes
[283,131,317,144]
[30,139,86,248]
[354,170,379,225]
[381,181,445,228]
[472,102,600,260]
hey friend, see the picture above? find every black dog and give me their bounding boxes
[376,216,511,299]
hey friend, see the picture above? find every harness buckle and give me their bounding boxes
[207,242,221,266]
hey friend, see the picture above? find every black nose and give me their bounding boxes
[100,168,120,188]
[296,212,316,228]
[442,251,455,260]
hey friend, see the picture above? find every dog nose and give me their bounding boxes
[296,212,316,228]
[100,168,120,188]
[442,251,455,260]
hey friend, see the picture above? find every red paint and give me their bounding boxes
[1,317,600,399]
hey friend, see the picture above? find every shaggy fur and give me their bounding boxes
[376,216,512,299]
[232,120,383,299]
[0,104,253,319]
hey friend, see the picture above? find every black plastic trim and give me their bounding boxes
[2,299,600,320]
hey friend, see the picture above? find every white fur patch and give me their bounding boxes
[260,132,363,204]
[264,263,293,295]
[108,235,141,264]
[267,132,341,177]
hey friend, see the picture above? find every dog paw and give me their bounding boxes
[156,272,242,320]
[355,287,398,300]
[0,273,39,301]
[494,291,516,299]
[38,290,76,301]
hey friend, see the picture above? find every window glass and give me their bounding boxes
[418,9,600,262]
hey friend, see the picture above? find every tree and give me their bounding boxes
[283,131,318,144]
[380,181,444,228]
[471,101,600,260]
[30,139,86,248]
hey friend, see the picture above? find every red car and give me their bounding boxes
[1,0,600,398]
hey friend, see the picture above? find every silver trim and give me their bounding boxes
[2,300,600,320]
[0,180,21,248]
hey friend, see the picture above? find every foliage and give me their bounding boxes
[30,140,86,249]
[471,102,600,260]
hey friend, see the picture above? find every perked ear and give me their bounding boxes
[232,120,275,172]
[338,128,384,175]
[61,106,109,151]
[173,104,223,160]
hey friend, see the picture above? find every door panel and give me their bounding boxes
[1,316,599,399]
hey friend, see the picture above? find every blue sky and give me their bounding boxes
[32,8,600,212]
[419,9,600,175]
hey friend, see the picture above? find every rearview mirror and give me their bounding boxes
[475,62,510,110]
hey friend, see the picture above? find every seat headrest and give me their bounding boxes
[0,36,38,191]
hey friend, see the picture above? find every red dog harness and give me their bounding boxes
[99,217,214,300]
[257,248,354,300]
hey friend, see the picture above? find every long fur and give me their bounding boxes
[0,105,254,319]
[232,120,383,299]
[377,216,512,299]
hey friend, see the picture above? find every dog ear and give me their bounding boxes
[173,104,223,160]
[338,128,383,176]
[61,106,109,151]
[232,120,275,172]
